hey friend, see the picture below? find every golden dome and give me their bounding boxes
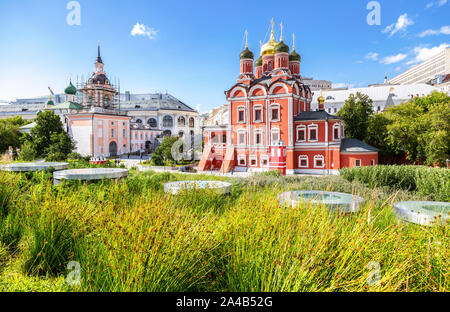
[260,19,279,57]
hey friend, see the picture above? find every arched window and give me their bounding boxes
[163,116,173,128]
[333,124,341,140]
[163,130,172,137]
[136,119,143,124]
[178,131,184,138]
[189,117,195,128]
[147,118,157,128]
[178,116,186,127]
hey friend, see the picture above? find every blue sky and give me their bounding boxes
[0,0,448,112]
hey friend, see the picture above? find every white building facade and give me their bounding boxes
[389,48,450,85]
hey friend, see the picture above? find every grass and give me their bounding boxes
[340,165,450,202]
[0,168,448,292]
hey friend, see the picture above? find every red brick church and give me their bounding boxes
[198,21,378,175]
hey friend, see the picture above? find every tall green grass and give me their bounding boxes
[0,169,448,292]
[340,166,450,201]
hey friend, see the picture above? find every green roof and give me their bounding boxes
[50,101,83,110]
[289,49,301,62]
[275,41,289,53]
[255,56,263,67]
[64,81,77,95]
[240,47,254,60]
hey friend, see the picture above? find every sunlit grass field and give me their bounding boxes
[0,169,448,292]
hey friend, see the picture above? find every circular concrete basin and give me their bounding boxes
[164,180,232,195]
[53,168,128,185]
[394,201,450,226]
[279,190,364,213]
[0,162,69,172]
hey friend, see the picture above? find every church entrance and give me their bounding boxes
[109,141,117,156]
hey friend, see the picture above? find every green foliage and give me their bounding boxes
[337,92,374,141]
[45,132,75,162]
[19,111,74,161]
[369,91,450,166]
[0,116,28,153]
[17,140,37,161]
[340,165,450,201]
[151,136,181,166]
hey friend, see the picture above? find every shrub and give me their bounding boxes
[18,141,37,161]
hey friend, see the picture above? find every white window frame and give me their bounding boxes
[271,128,280,145]
[237,106,246,124]
[237,155,247,167]
[333,124,340,141]
[355,159,362,167]
[296,125,306,142]
[298,155,309,168]
[371,159,376,167]
[254,129,263,146]
[237,129,246,146]
[270,104,280,122]
[308,124,319,142]
[314,155,325,169]
[253,105,263,123]
[249,155,258,167]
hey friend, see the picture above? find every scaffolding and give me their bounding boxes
[76,75,121,111]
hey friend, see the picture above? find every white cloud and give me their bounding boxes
[395,66,402,71]
[131,23,158,40]
[365,52,379,61]
[426,0,448,8]
[406,43,450,65]
[382,14,414,37]
[380,53,408,64]
[418,25,450,37]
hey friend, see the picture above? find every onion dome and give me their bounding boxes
[261,36,278,57]
[240,47,254,60]
[64,81,77,95]
[255,56,263,67]
[46,99,54,106]
[318,90,326,105]
[290,49,301,62]
[290,34,301,62]
[275,40,289,54]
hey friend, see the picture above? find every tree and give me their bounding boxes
[17,140,36,161]
[20,111,74,161]
[45,132,76,161]
[337,92,374,141]
[365,113,396,158]
[0,116,28,153]
[384,91,450,166]
[151,136,180,166]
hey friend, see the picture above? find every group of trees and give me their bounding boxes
[0,116,28,155]
[1,111,74,162]
[337,91,450,167]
